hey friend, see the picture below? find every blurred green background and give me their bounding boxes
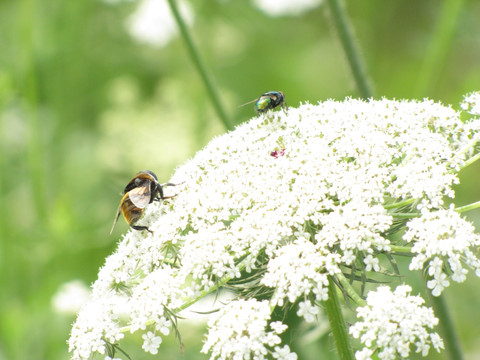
[1,0,480,359]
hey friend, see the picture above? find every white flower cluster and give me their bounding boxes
[69,245,189,358]
[69,295,127,359]
[404,207,480,296]
[128,267,182,343]
[69,98,480,359]
[461,91,480,116]
[261,239,336,310]
[315,202,392,262]
[202,299,296,360]
[350,285,444,360]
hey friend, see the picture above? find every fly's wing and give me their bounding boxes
[238,98,257,107]
[128,185,151,208]
[110,204,122,234]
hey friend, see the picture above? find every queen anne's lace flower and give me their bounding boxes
[363,254,380,272]
[296,300,320,323]
[68,296,127,359]
[261,239,335,309]
[350,285,444,360]
[69,97,480,359]
[142,331,163,354]
[201,299,295,360]
[128,266,181,334]
[404,207,480,296]
[461,91,480,116]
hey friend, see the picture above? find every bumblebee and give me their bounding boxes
[241,91,286,113]
[110,170,179,234]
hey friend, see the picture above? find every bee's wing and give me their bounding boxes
[110,203,122,234]
[238,99,257,108]
[128,186,151,208]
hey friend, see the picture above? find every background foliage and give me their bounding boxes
[1,0,480,359]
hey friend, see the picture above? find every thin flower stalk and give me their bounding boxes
[426,288,464,360]
[456,201,480,213]
[166,0,233,130]
[414,0,465,97]
[325,277,355,360]
[325,0,374,98]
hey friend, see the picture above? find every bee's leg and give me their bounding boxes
[282,102,288,115]
[161,194,177,200]
[154,193,178,201]
[131,225,154,235]
[161,182,184,188]
[157,182,185,200]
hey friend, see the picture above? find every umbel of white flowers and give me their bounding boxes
[69,94,480,360]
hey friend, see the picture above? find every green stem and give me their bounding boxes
[166,0,233,131]
[387,244,412,254]
[324,276,355,360]
[20,0,48,223]
[455,200,480,213]
[325,0,374,99]
[455,136,480,159]
[462,151,480,169]
[426,285,464,360]
[445,136,480,171]
[383,198,415,209]
[390,212,420,219]
[388,201,480,215]
[335,272,366,306]
[414,0,465,97]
